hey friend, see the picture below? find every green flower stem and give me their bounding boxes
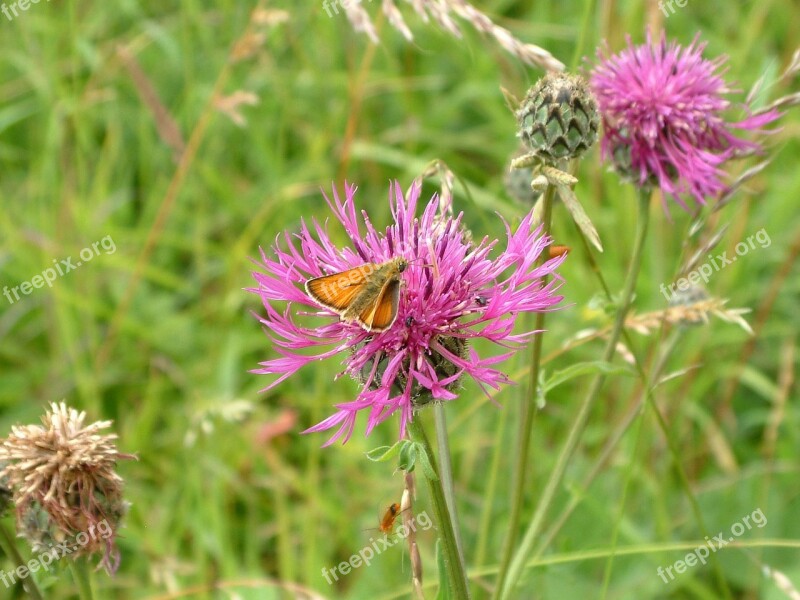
[408,414,471,599]
[0,523,45,600]
[473,400,508,568]
[433,402,467,568]
[567,209,732,599]
[534,332,681,560]
[533,212,732,598]
[493,179,556,599]
[69,558,94,600]
[499,187,651,599]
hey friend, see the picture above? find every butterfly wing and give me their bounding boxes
[305,266,371,313]
[357,277,400,332]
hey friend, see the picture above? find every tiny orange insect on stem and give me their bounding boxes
[379,502,402,534]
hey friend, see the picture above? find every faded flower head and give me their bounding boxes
[590,33,780,211]
[250,182,565,445]
[0,402,135,573]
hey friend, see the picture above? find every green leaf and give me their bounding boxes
[544,361,635,393]
[399,440,417,473]
[365,442,400,462]
[557,182,603,252]
[739,365,779,402]
[415,442,439,482]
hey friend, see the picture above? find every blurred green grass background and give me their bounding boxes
[0,0,798,598]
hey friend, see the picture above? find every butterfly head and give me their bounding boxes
[395,257,409,273]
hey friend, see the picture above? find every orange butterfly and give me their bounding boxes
[305,257,408,332]
[548,244,571,258]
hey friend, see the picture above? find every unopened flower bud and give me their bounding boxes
[516,72,599,163]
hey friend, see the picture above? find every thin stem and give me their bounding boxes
[525,199,732,597]
[534,332,681,559]
[473,398,508,568]
[402,471,425,599]
[0,523,45,600]
[69,558,94,600]
[493,180,556,599]
[560,208,733,598]
[647,387,734,598]
[433,403,466,568]
[407,415,471,599]
[570,0,597,70]
[93,1,269,373]
[600,384,649,599]
[499,187,651,599]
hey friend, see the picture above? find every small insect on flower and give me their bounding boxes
[305,257,408,333]
[548,245,571,258]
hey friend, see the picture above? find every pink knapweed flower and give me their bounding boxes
[249,181,565,445]
[590,33,780,210]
